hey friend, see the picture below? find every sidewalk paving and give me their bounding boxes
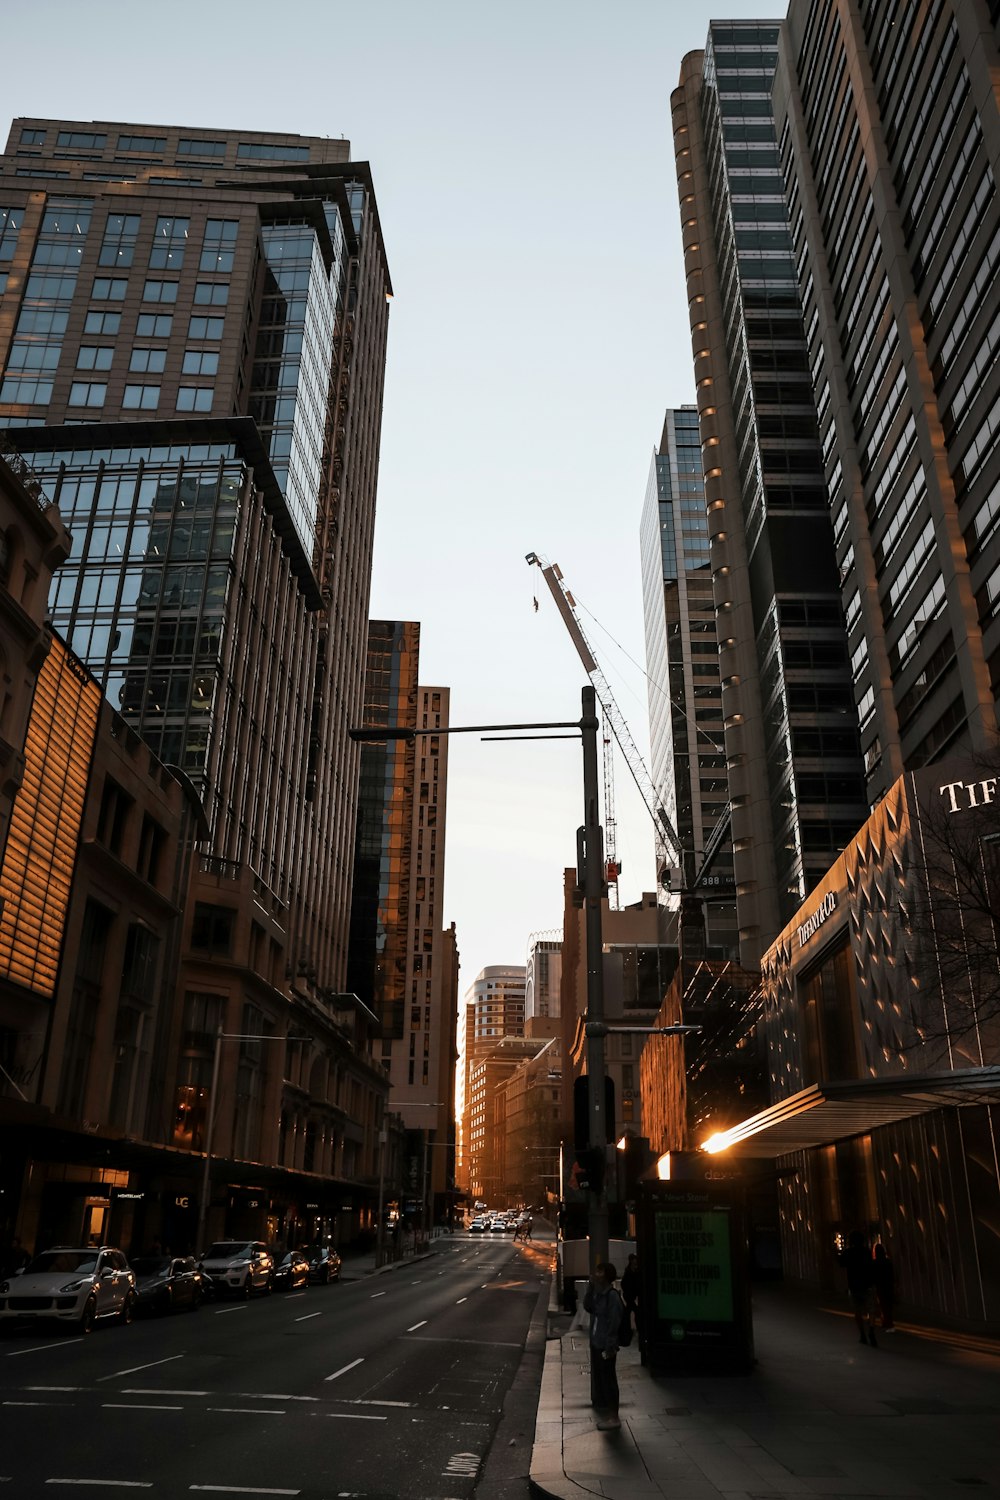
[531,1277,1000,1500]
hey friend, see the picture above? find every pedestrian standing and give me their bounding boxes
[620,1252,639,1347]
[872,1243,896,1332]
[839,1230,878,1346]
[583,1261,625,1430]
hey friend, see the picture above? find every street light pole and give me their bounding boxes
[580,685,609,1275]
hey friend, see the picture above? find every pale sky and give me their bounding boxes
[5,0,786,997]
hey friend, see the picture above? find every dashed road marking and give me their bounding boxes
[325,1357,363,1382]
[407,1320,427,1331]
[99,1353,184,1382]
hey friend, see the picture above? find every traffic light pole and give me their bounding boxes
[580,685,609,1276]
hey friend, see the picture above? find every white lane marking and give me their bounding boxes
[410,1280,421,1285]
[369,1291,386,1298]
[294,1312,322,1322]
[236,1393,318,1403]
[209,1407,286,1416]
[5,1400,71,1406]
[287,1293,307,1300]
[456,1296,467,1303]
[407,1320,427,1332]
[45,1482,153,1489]
[99,1353,184,1383]
[103,1403,183,1411]
[26,1386,82,1391]
[348,1398,413,1408]
[323,1412,386,1421]
[324,1357,363,1383]
[189,1489,300,1496]
[6,1339,83,1357]
[213,1305,247,1315]
[124,1388,209,1397]
[406,1335,522,1348]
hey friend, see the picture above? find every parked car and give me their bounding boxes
[199,1241,273,1297]
[0,1245,136,1333]
[302,1245,341,1284]
[131,1255,203,1315]
[272,1250,311,1291]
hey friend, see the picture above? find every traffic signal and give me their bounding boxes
[573,1074,616,1164]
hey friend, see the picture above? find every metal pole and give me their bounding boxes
[196,1026,223,1254]
[581,685,609,1274]
[375,1128,387,1268]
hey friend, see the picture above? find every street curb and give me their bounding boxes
[529,1335,583,1500]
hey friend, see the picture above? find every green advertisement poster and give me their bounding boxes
[654,1208,734,1323]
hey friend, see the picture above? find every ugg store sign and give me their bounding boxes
[797,890,837,948]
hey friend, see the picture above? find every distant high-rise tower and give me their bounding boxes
[673,27,868,964]
[525,936,561,1022]
[640,406,737,958]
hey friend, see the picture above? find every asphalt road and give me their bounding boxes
[0,1233,551,1499]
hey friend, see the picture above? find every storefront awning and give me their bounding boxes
[702,1067,1000,1159]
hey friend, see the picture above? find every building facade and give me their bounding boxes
[525,934,562,1021]
[639,406,737,957]
[347,620,455,1219]
[0,118,392,1249]
[771,0,1000,800]
[673,26,868,966]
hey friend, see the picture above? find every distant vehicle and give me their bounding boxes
[132,1255,203,1315]
[0,1245,136,1333]
[490,1217,507,1233]
[272,1250,311,1291]
[302,1245,341,1284]
[199,1241,273,1298]
[469,1217,488,1233]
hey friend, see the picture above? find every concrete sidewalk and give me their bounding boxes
[531,1281,1000,1500]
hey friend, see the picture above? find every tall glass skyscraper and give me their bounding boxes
[640,406,737,958]
[673,25,868,965]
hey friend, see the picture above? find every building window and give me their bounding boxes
[0,377,53,404]
[67,380,107,408]
[56,130,106,148]
[177,138,227,157]
[199,219,239,273]
[129,347,166,374]
[190,902,235,955]
[122,383,160,410]
[188,315,224,340]
[193,282,229,306]
[99,212,141,268]
[117,134,165,153]
[92,277,127,300]
[20,129,45,146]
[0,206,24,262]
[149,216,189,271]
[135,313,172,338]
[181,350,219,376]
[142,279,178,303]
[84,310,120,335]
[76,346,114,371]
[176,386,213,412]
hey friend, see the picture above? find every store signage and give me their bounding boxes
[113,1190,144,1201]
[796,890,837,947]
[939,777,999,813]
[175,1196,190,1209]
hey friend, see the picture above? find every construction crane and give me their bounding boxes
[526,552,732,943]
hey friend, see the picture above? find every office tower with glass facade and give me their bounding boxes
[0,119,392,1245]
[673,25,868,966]
[525,935,562,1022]
[771,1,1000,800]
[640,406,737,958]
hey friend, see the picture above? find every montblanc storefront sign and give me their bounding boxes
[797,890,837,948]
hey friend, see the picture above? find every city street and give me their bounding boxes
[0,1234,547,1498]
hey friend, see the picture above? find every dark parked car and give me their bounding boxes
[132,1255,203,1315]
[272,1250,311,1291]
[303,1245,341,1284]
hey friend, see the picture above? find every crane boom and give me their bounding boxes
[526,552,686,871]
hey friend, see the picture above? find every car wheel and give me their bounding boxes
[119,1292,136,1326]
[78,1297,96,1334]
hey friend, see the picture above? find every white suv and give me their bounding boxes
[200,1240,273,1298]
[0,1246,136,1333]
